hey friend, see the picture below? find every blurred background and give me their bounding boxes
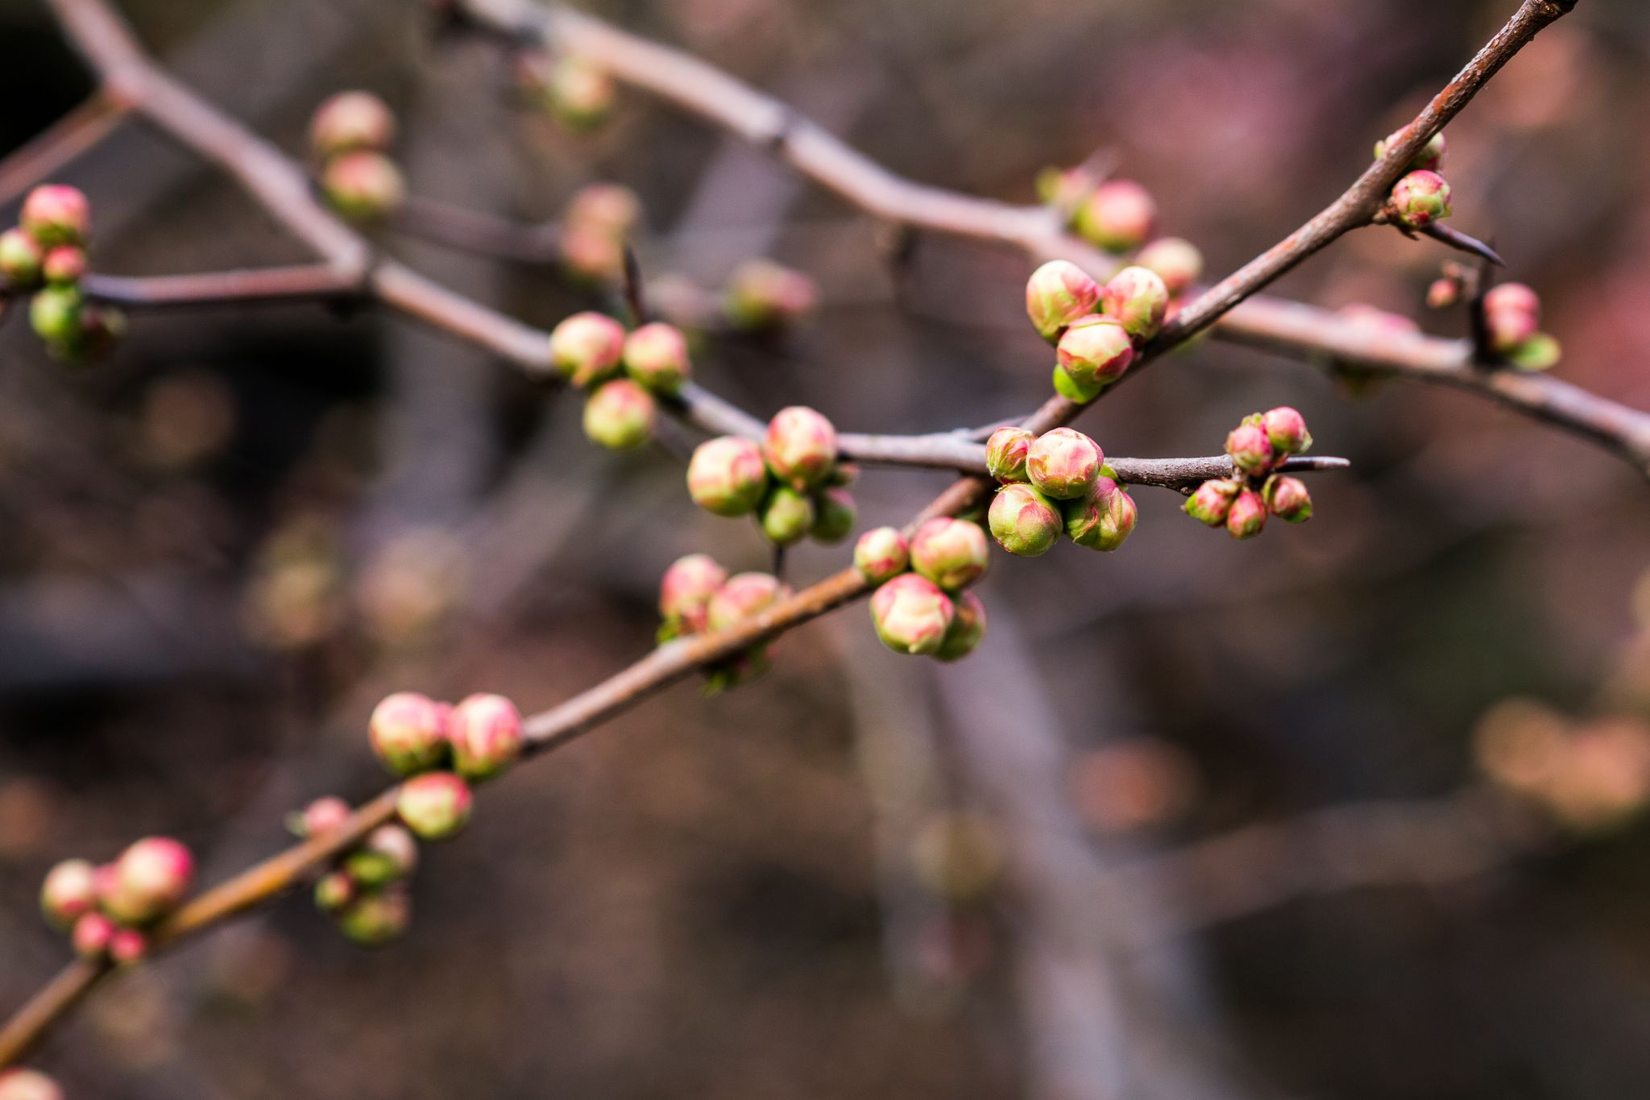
[2,0,1649,1096]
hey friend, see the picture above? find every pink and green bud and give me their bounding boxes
[935,590,987,662]
[687,436,770,517]
[104,837,195,925]
[869,574,955,656]
[809,487,857,543]
[1260,406,1312,456]
[1507,332,1561,372]
[310,91,396,158]
[40,246,85,286]
[1056,316,1134,389]
[659,554,728,634]
[1262,475,1313,523]
[1426,276,1462,309]
[29,286,82,345]
[1484,282,1541,354]
[909,517,990,591]
[763,405,838,490]
[622,322,691,395]
[725,259,817,330]
[1225,418,1275,475]
[987,482,1062,557]
[321,151,404,221]
[1101,266,1169,342]
[1073,179,1156,253]
[449,692,524,782]
[40,859,98,929]
[1027,427,1103,501]
[706,572,786,631]
[583,378,657,450]
[565,182,642,239]
[559,223,626,283]
[71,912,116,959]
[0,228,44,289]
[1052,362,1105,404]
[548,310,626,388]
[1025,260,1101,343]
[1036,165,1091,212]
[1136,237,1204,297]
[369,691,448,776]
[546,56,617,131]
[21,185,90,247]
[1184,479,1240,527]
[985,427,1034,482]
[1062,474,1137,552]
[1375,128,1446,173]
[1484,282,1540,322]
[853,526,910,584]
[336,886,411,947]
[313,870,357,915]
[1389,170,1451,229]
[396,771,473,841]
[1225,489,1268,540]
[55,304,122,364]
[288,795,353,839]
[758,484,815,546]
[344,823,420,888]
[109,928,149,966]
[0,1069,64,1100]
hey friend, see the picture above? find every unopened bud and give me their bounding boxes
[310,91,396,158]
[1036,165,1091,211]
[1056,316,1134,389]
[313,870,357,915]
[29,286,82,345]
[1225,489,1268,540]
[988,482,1062,557]
[1027,427,1102,500]
[1063,474,1137,551]
[659,554,728,634]
[21,185,90,247]
[1074,179,1156,253]
[64,304,123,363]
[1225,418,1275,475]
[870,574,955,656]
[1052,362,1105,404]
[758,484,815,546]
[809,487,857,543]
[369,691,448,777]
[565,182,642,239]
[288,795,353,839]
[396,772,473,841]
[1136,237,1204,296]
[725,259,817,330]
[548,311,626,388]
[71,912,115,959]
[449,692,524,782]
[104,837,195,925]
[109,927,149,966]
[1260,406,1312,455]
[1262,475,1313,523]
[545,56,616,131]
[583,378,657,450]
[1484,282,1541,354]
[336,886,411,947]
[687,436,769,517]
[1389,170,1451,229]
[853,527,910,584]
[40,859,97,929]
[985,427,1034,482]
[763,406,838,490]
[559,223,626,283]
[40,246,84,286]
[0,229,44,289]
[344,823,420,888]
[706,572,786,631]
[622,322,691,395]
[1184,479,1240,527]
[1025,260,1100,344]
[1375,128,1446,173]
[0,1069,63,1100]
[1425,277,1461,309]
[935,591,987,662]
[1101,266,1169,342]
[909,517,990,591]
[321,151,405,221]
[1506,332,1561,372]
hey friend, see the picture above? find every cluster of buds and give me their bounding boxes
[39,836,197,967]
[984,426,1136,557]
[1037,171,1159,254]
[1376,128,1452,230]
[1026,260,1170,403]
[857,519,988,661]
[1183,407,1315,539]
[289,796,417,947]
[516,50,617,132]
[723,259,818,333]
[559,182,642,284]
[2,184,123,363]
[657,554,788,688]
[0,1069,63,1100]
[1480,282,1562,372]
[549,312,694,451]
[687,406,857,546]
[310,91,405,222]
[1475,700,1650,833]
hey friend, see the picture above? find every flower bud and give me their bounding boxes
[809,487,857,543]
[1375,128,1446,173]
[344,823,419,888]
[545,56,617,131]
[622,322,691,395]
[1063,474,1137,552]
[725,259,817,330]
[21,185,90,247]
[336,886,411,947]
[288,795,353,839]
[565,182,642,240]
[1024,260,1101,343]
[687,436,769,516]
[1101,266,1169,342]
[104,837,195,925]
[60,304,123,363]
[985,427,1034,483]
[71,912,115,959]
[583,378,657,450]
[40,859,98,929]
[1073,179,1156,253]
[1225,488,1267,540]
[988,482,1062,557]
[369,691,448,776]
[1484,282,1541,354]
[29,286,82,346]
[559,223,626,283]
[763,406,838,490]
[909,517,990,591]
[1184,479,1240,527]
[1262,475,1313,523]
[548,310,626,388]
[870,574,955,656]
[1056,316,1134,389]
[659,554,728,634]
[0,1070,63,1100]
[40,246,85,286]
[1507,332,1561,372]
[1389,170,1451,229]
[1484,281,1540,322]
[310,91,396,158]
[1425,277,1461,309]
[0,228,44,289]
[1260,406,1312,455]
[1225,418,1275,475]
[396,772,473,841]
[321,151,404,221]
[1035,165,1090,211]
[449,692,524,782]
[1026,427,1102,501]
[758,484,815,546]
[827,463,859,487]
[1136,237,1204,297]
[935,590,987,662]
[109,928,149,966]
[853,527,910,584]
[706,572,786,631]
[313,870,357,915]
[1052,362,1105,404]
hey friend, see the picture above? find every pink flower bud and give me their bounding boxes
[1506,332,1561,372]
[40,859,98,930]
[988,482,1062,557]
[1225,419,1275,475]
[935,591,987,662]
[706,572,787,632]
[1027,427,1103,501]
[687,436,770,516]
[853,527,910,584]
[559,223,626,283]
[0,1069,64,1100]
[313,870,357,915]
[1052,362,1105,404]
[396,772,473,841]
[1136,237,1204,297]
[1056,316,1134,389]
[289,795,353,839]
[369,691,448,776]
[1024,260,1101,343]
[809,487,857,544]
[660,554,728,634]
[1260,406,1312,456]
[0,229,43,289]
[763,406,838,490]
[71,912,115,959]
[1262,475,1313,523]
[104,837,195,925]
[344,823,420,887]
[725,259,817,330]
[909,517,990,591]
[310,91,396,158]
[1389,170,1451,229]
[1101,266,1169,343]
[449,692,524,782]
[1375,128,1446,173]
[1425,277,1461,309]
[622,322,691,395]
[565,182,642,239]
[1035,165,1090,211]
[21,185,90,247]
[1225,489,1268,540]
[758,484,815,546]
[583,378,657,451]
[40,246,84,286]
[545,56,616,131]
[1074,179,1157,253]
[1484,282,1540,322]
[985,427,1034,483]
[548,311,626,388]
[336,886,411,947]
[109,928,149,966]
[1484,282,1542,354]
[1184,479,1241,527]
[1062,474,1137,551]
[870,574,955,656]
[321,151,404,221]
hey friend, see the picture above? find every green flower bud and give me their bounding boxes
[810,487,857,543]
[40,858,97,930]
[321,151,404,221]
[548,311,626,388]
[0,228,44,290]
[1507,332,1561,372]
[313,870,357,915]
[988,482,1062,557]
[1101,266,1169,342]
[546,56,617,131]
[687,436,770,517]
[344,823,419,889]
[1052,362,1105,404]
[1136,237,1204,297]
[103,837,195,925]
[763,406,838,490]
[705,572,787,631]
[0,1069,63,1100]
[336,885,411,948]
[1225,488,1268,540]
[1389,170,1451,229]
[1062,474,1137,551]
[909,517,990,591]
[757,484,815,546]
[1025,260,1101,344]
[853,526,910,584]
[583,378,657,450]
[869,574,955,656]
[1262,475,1313,523]
[659,554,728,635]
[1184,479,1240,527]
[725,259,817,330]
[622,322,691,394]
[934,590,987,662]
[30,286,83,345]
[1375,128,1446,173]
[369,691,448,777]
[1056,316,1134,389]
[1073,179,1156,253]
[1027,427,1102,500]
[21,184,90,248]
[396,772,473,841]
[985,427,1034,482]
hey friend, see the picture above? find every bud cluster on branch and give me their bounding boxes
[1,184,123,362]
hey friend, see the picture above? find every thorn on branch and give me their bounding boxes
[621,244,648,325]
[1418,222,1504,266]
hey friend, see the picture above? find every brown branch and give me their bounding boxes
[82,263,361,308]
[390,193,563,263]
[0,94,128,208]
